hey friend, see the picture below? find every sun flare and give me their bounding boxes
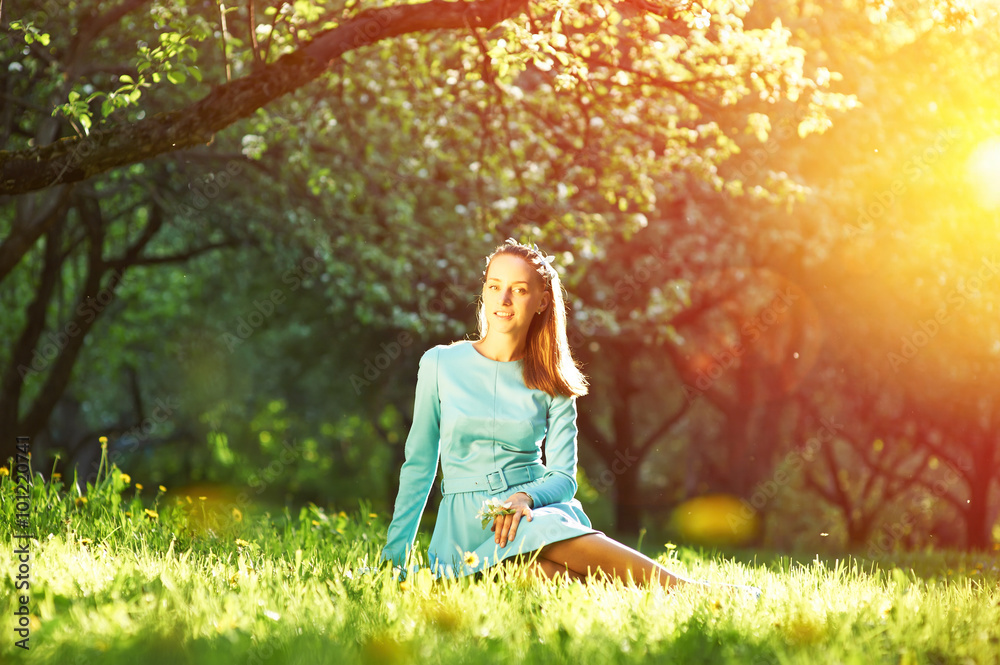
[966,137,1000,210]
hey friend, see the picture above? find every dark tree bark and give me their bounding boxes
[0,191,239,468]
[575,337,690,534]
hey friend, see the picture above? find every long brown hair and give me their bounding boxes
[474,238,589,398]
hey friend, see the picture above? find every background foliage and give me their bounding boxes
[1,0,998,557]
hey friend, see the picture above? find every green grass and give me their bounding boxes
[2,449,999,664]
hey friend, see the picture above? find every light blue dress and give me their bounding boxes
[379,340,603,578]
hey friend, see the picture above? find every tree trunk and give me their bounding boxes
[964,443,995,549]
[614,461,643,534]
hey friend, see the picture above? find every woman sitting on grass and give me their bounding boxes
[379,238,757,595]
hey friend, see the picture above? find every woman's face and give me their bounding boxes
[482,253,551,339]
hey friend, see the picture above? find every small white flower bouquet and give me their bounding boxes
[476,497,515,529]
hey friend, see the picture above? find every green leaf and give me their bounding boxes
[152,72,161,83]
[68,90,80,103]
[167,70,187,85]
[129,88,142,103]
[120,74,134,84]
[187,65,203,82]
[79,113,92,132]
[102,98,115,118]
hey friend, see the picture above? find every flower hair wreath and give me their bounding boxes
[485,238,557,285]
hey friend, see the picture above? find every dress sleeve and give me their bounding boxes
[379,346,442,568]
[527,393,580,508]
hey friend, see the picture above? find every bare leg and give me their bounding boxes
[496,556,587,583]
[534,556,588,582]
[539,533,695,590]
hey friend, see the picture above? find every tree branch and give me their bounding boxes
[78,0,155,44]
[637,399,688,457]
[0,185,72,284]
[19,203,110,435]
[577,407,613,460]
[104,239,240,269]
[248,0,262,66]
[0,0,531,196]
[0,222,64,428]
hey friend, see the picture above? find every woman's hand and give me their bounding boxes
[492,491,533,547]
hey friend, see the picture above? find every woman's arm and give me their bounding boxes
[379,346,442,568]
[526,393,580,507]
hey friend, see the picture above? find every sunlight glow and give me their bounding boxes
[966,137,1000,209]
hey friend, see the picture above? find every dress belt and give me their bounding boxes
[441,463,546,495]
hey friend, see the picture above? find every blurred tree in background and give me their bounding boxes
[1,0,996,552]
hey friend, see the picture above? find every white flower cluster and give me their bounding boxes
[522,240,557,284]
[476,497,515,529]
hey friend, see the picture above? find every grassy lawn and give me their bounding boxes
[2,452,999,665]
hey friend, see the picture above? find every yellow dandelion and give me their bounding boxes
[125,511,132,517]
[312,520,320,526]
[135,483,143,490]
[464,551,480,567]
[144,508,159,520]
[119,473,130,484]
[199,496,207,501]
[53,472,62,480]
[338,511,347,518]
[235,539,250,547]
[99,436,108,445]
[368,512,378,518]
[232,508,243,522]
[399,580,411,591]
[80,538,93,546]
[0,467,9,477]
[158,485,167,493]
[75,496,88,506]
[186,496,192,504]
